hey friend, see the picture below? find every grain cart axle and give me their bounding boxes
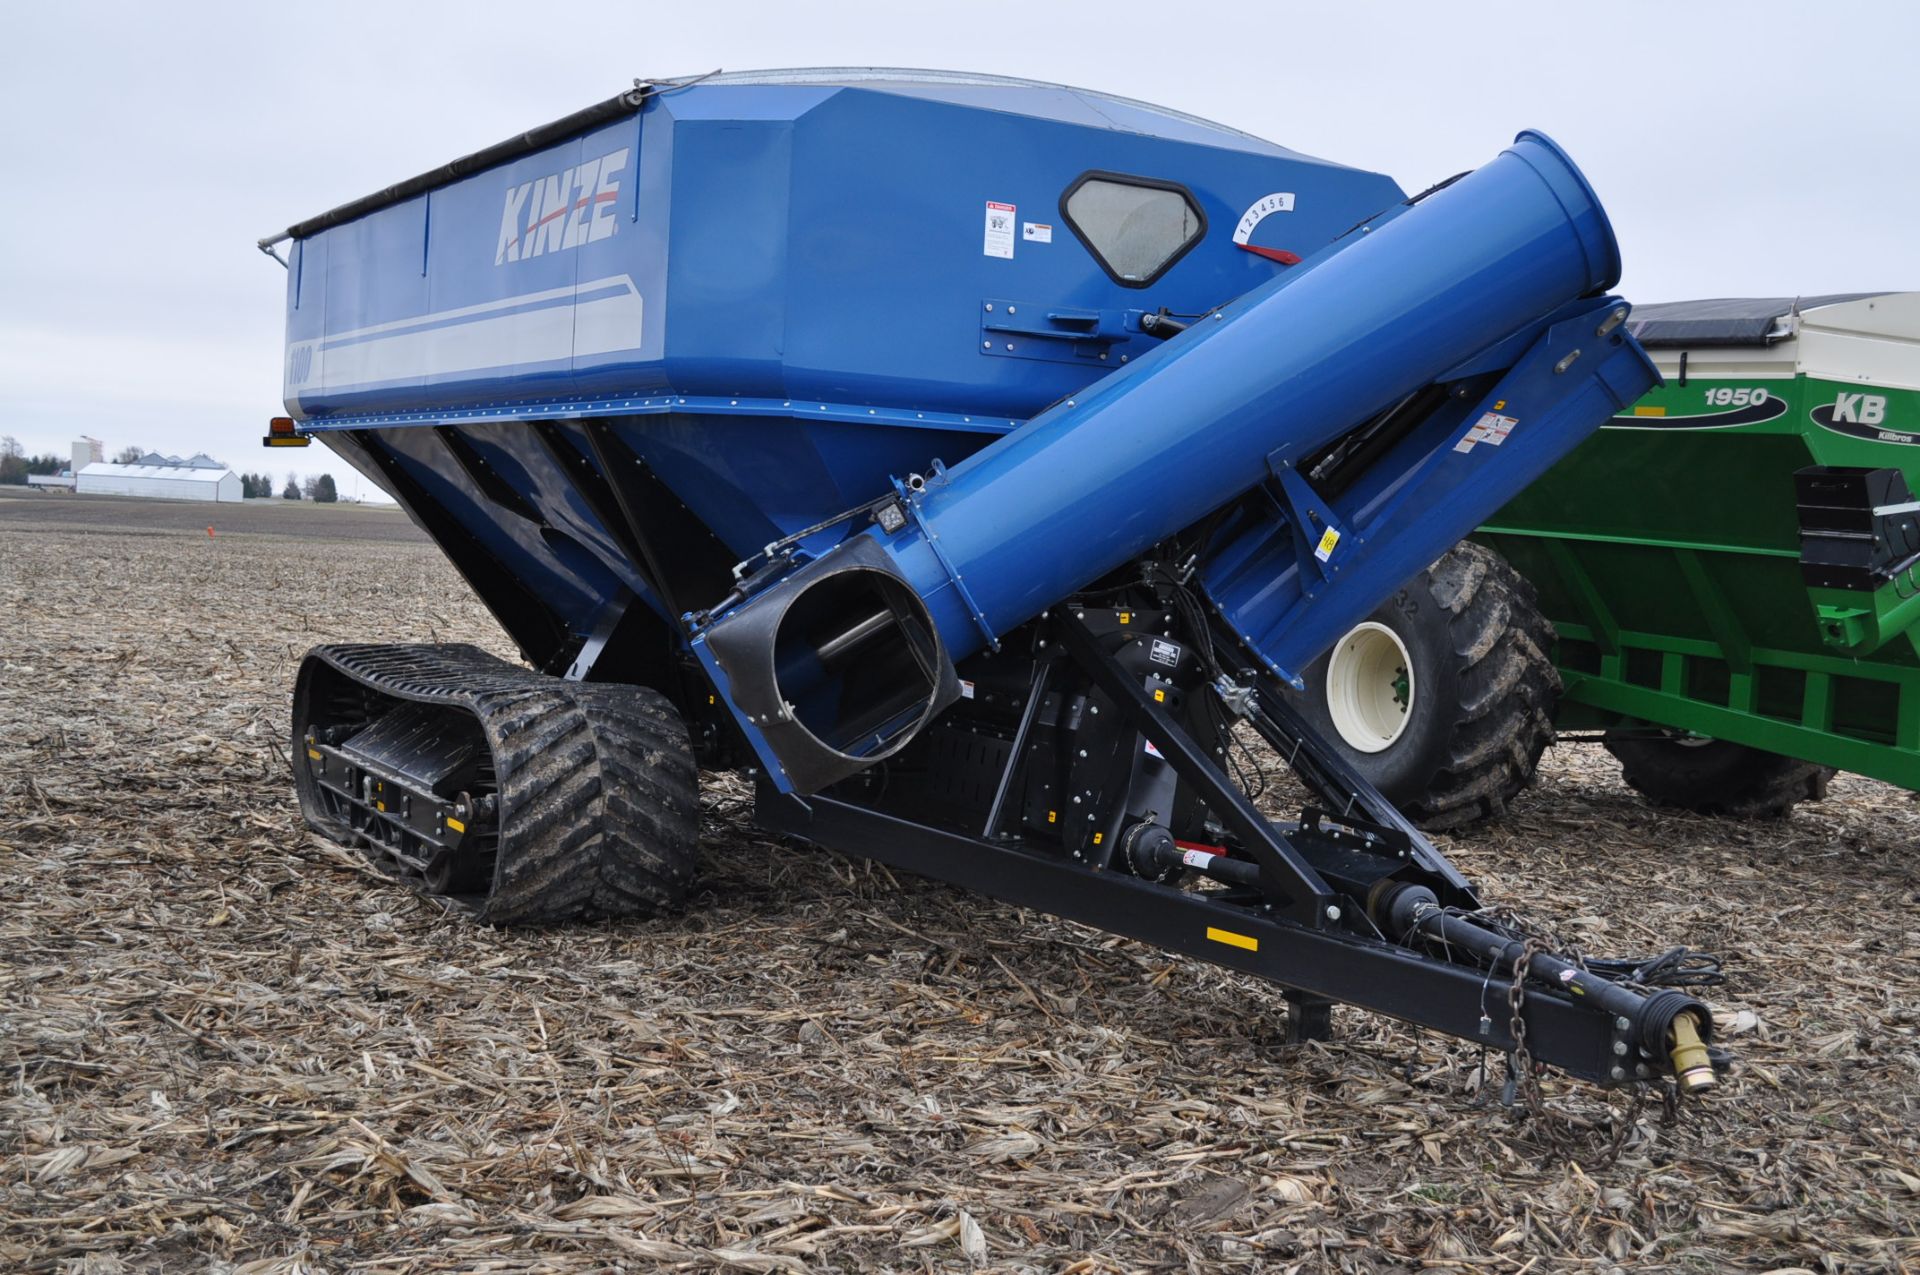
[265,71,1721,1092]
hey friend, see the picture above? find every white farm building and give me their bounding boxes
[77,459,242,502]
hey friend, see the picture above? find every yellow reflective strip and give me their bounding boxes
[306,748,321,760]
[445,816,466,833]
[1632,405,1667,417]
[1206,927,1258,952]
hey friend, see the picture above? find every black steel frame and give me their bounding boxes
[754,610,1634,1085]
[755,786,1626,1082]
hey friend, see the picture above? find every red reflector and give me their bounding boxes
[1237,243,1302,266]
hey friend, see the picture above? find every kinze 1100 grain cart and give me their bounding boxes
[1299,293,1920,826]
[259,70,1722,1093]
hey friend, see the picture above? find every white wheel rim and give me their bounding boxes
[1325,622,1415,753]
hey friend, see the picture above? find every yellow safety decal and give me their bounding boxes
[1206,927,1259,952]
[1153,688,1166,703]
[1092,832,1103,845]
[708,694,716,704]
[1118,611,1131,624]
[1493,399,1507,410]
[306,748,321,761]
[1047,810,1057,824]
[1314,527,1340,562]
[1633,405,1667,417]
[375,801,386,812]
[446,817,466,833]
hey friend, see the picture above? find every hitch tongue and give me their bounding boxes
[1669,1012,1715,1092]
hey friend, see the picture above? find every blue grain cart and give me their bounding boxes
[260,70,1717,1091]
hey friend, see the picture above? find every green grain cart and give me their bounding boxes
[1300,292,1920,825]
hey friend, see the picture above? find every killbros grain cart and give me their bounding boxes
[1302,294,1920,824]
[259,70,1723,1091]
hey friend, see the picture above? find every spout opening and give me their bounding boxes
[771,566,944,766]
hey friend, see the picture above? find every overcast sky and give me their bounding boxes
[2,0,1914,497]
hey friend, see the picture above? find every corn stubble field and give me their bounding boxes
[2,489,1918,1274]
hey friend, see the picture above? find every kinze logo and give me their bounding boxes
[495,147,629,265]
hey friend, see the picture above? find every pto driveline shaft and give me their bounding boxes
[1378,883,1716,1089]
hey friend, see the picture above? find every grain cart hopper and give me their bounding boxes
[1303,293,1920,825]
[259,70,1721,1091]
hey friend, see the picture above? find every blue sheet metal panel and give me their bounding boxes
[773,87,1405,417]
[290,123,662,419]
[658,116,794,400]
[573,112,670,397]
[609,413,1003,560]
[290,199,439,410]
[283,235,327,405]
[854,133,1630,662]
[425,131,584,400]
[281,76,1404,427]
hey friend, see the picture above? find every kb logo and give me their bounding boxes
[287,344,315,388]
[1832,393,1887,426]
[1812,392,1914,444]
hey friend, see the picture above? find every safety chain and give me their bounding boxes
[1506,937,1567,1155]
[1507,935,1659,1168]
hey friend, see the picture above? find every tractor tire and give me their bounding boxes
[1603,732,1833,819]
[1297,542,1559,830]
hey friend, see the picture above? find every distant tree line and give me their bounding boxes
[237,472,337,501]
[259,470,339,502]
[0,435,67,485]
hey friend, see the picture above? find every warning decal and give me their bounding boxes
[1314,527,1341,562]
[1453,411,1518,454]
[984,201,1015,258]
[1022,221,1052,243]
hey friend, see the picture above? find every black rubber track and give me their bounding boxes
[1604,734,1834,820]
[296,643,699,924]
